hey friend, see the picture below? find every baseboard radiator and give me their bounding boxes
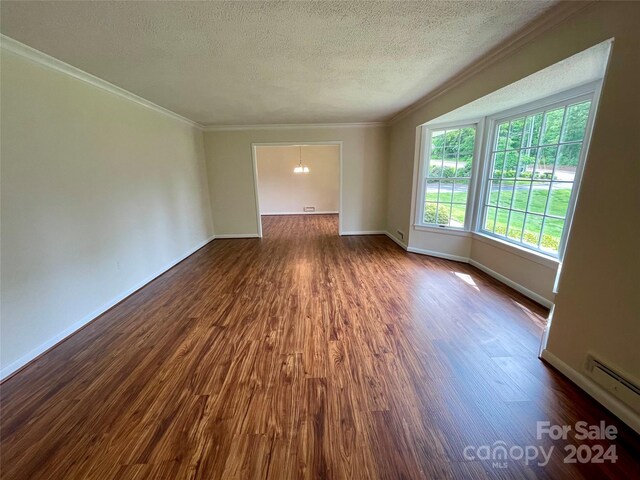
[586,355,640,413]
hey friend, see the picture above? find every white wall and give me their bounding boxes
[256,145,339,214]
[204,126,388,235]
[0,48,214,378]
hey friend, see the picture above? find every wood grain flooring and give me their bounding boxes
[1,214,638,479]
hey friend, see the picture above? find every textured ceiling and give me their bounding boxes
[429,40,612,125]
[0,1,556,126]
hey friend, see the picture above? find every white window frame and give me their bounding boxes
[473,82,601,259]
[412,80,602,261]
[414,120,483,231]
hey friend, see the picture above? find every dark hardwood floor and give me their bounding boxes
[1,214,638,479]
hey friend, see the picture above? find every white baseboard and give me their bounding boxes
[398,243,552,308]
[468,259,554,308]
[0,235,215,381]
[214,233,261,239]
[384,232,408,250]
[540,349,640,435]
[340,230,386,236]
[261,211,338,215]
[407,246,469,263]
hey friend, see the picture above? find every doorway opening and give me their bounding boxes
[252,142,342,237]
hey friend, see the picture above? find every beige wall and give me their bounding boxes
[470,236,557,302]
[0,50,214,377]
[204,126,388,235]
[386,1,640,421]
[543,2,640,389]
[256,145,339,214]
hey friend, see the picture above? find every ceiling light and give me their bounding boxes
[293,146,309,173]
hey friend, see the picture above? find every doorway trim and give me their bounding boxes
[251,141,344,237]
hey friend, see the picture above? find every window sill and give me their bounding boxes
[472,232,560,269]
[413,224,472,237]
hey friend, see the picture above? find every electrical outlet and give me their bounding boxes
[303,206,316,212]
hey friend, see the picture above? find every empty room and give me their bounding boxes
[1,1,638,479]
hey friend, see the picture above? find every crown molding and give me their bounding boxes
[0,34,386,131]
[388,1,595,125]
[202,122,388,132]
[0,34,203,129]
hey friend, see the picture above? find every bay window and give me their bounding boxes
[415,84,598,259]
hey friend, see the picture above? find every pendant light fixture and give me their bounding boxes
[293,145,310,173]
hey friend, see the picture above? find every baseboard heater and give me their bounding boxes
[586,355,640,412]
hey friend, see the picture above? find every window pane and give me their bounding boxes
[523,214,543,247]
[535,146,558,179]
[484,207,497,231]
[444,129,460,146]
[541,107,566,145]
[453,179,469,205]
[518,148,537,179]
[495,123,509,151]
[562,101,591,142]
[512,181,531,211]
[429,163,443,177]
[507,211,525,240]
[459,127,475,156]
[522,113,543,147]
[436,204,450,225]
[497,181,515,207]
[444,145,458,162]
[492,152,506,176]
[527,181,550,214]
[442,164,456,178]
[423,202,439,224]
[456,160,471,178]
[426,179,439,202]
[556,143,581,181]
[504,151,519,178]
[541,217,565,253]
[494,208,510,236]
[438,182,454,203]
[547,182,573,218]
[429,130,444,171]
[507,118,525,150]
[450,204,466,228]
[487,180,499,206]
